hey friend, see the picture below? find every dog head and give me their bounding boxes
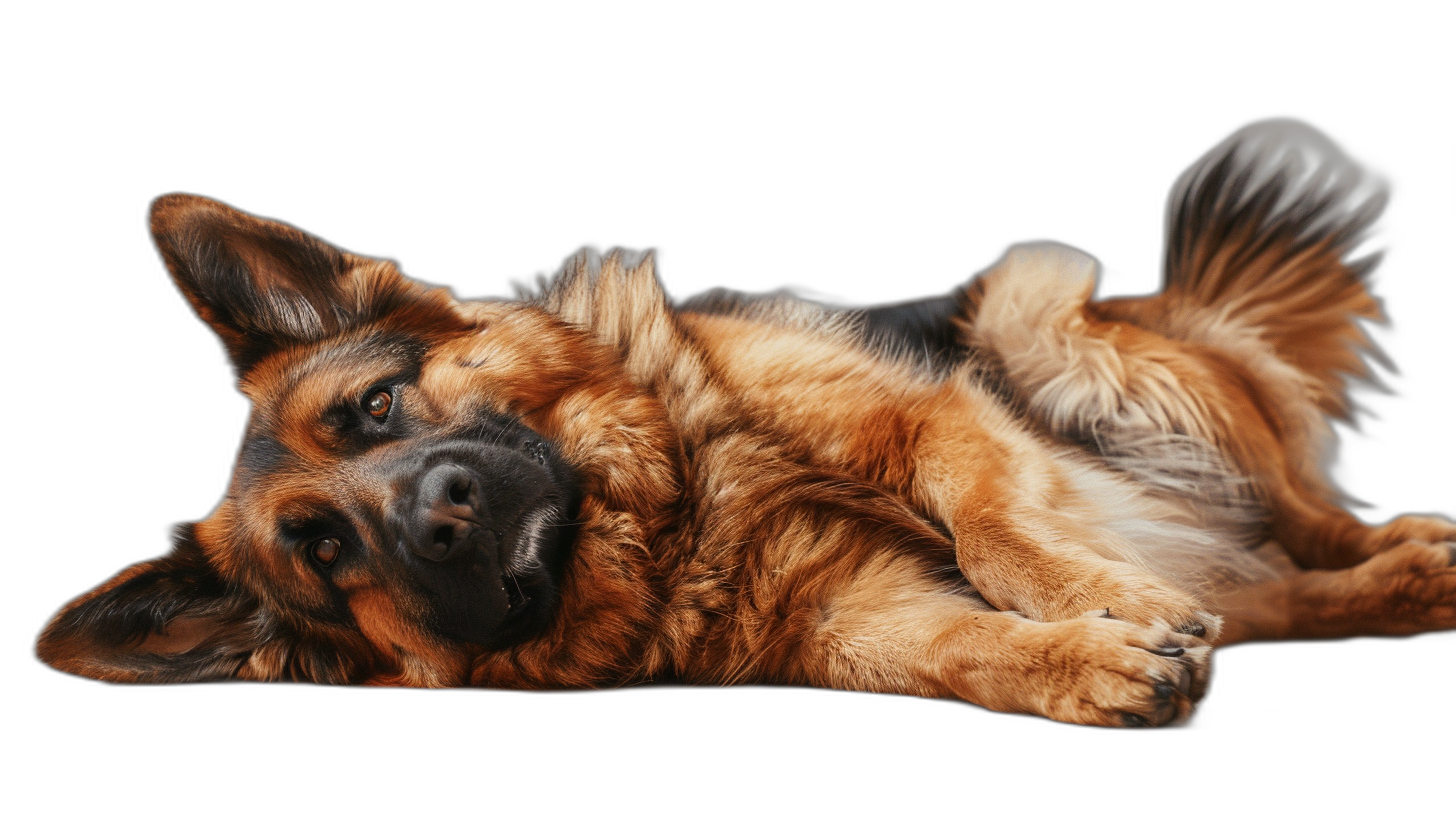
[37,196,680,687]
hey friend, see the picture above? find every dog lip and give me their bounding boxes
[500,573,529,619]
[495,535,527,601]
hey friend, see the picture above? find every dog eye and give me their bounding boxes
[311,537,342,566]
[364,390,393,420]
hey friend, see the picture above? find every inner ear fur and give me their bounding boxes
[150,194,358,373]
[150,193,440,375]
[36,526,262,683]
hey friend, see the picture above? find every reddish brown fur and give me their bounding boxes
[37,122,1456,726]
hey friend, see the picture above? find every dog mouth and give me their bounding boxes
[493,505,570,633]
[500,518,541,609]
[503,574,527,612]
[391,438,576,647]
[497,527,533,618]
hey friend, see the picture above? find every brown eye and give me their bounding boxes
[311,537,342,566]
[365,390,392,420]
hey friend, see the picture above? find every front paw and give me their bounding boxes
[1059,572,1222,643]
[1024,617,1213,727]
[1084,605,1222,644]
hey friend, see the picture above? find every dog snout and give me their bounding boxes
[406,463,490,562]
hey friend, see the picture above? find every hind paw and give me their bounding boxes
[1346,541,1456,634]
[1369,515,1456,554]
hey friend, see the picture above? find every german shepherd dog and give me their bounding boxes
[37,121,1456,726]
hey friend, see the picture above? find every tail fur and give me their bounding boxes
[1157,119,1388,419]
[956,121,1393,559]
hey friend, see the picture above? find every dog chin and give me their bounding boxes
[446,574,551,649]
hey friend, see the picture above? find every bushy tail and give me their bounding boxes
[1159,119,1388,419]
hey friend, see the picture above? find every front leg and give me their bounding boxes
[910,387,1219,637]
[952,498,1217,633]
[788,577,1213,727]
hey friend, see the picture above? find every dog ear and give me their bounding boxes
[36,526,262,683]
[149,194,414,374]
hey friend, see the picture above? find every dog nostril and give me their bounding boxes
[447,478,471,505]
[410,465,490,561]
[432,525,455,549]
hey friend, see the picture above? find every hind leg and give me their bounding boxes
[1269,498,1456,569]
[952,128,1456,651]
[966,242,1455,575]
[1213,541,1456,644]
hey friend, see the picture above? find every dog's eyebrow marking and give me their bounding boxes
[261,333,427,407]
[237,432,291,476]
[275,503,357,544]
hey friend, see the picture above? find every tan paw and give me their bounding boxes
[1050,567,1222,642]
[1345,540,1456,634]
[1023,616,1213,727]
[1368,514,1456,553]
[1083,604,1223,642]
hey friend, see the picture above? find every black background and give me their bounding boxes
[17,67,1450,763]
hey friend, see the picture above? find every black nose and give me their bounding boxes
[407,463,488,562]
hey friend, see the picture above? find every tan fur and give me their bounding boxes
[37,121,1456,727]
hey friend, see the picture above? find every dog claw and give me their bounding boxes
[1175,621,1207,637]
[1153,683,1174,700]
[1151,646,1185,658]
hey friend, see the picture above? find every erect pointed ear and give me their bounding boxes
[150,194,417,374]
[36,526,262,683]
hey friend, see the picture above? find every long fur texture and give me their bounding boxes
[37,120,1456,726]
